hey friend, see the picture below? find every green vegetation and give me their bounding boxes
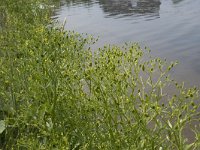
[0,0,200,149]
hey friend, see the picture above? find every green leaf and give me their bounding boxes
[0,120,5,134]
[142,65,145,71]
[185,143,194,150]
[167,120,172,128]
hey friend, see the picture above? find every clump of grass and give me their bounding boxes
[0,0,200,149]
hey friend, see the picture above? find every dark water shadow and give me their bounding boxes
[172,0,185,4]
[98,0,161,18]
[61,0,94,7]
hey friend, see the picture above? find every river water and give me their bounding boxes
[54,0,200,87]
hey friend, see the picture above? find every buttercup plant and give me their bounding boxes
[0,0,200,149]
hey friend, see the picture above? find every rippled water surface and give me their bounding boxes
[54,0,200,86]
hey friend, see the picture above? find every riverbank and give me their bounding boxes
[0,0,200,149]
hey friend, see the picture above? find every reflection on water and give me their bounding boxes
[58,0,187,20]
[99,0,161,18]
[61,0,162,19]
[172,0,184,4]
[59,0,187,17]
[62,0,93,7]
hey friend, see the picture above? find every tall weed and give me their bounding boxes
[0,0,200,149]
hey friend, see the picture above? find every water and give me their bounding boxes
[54,0,200,87]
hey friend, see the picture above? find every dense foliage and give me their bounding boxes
[0,0,200,149]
